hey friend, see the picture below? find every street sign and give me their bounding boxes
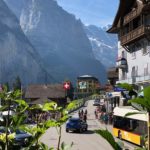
[63,82,70,90]
[78,81,87,89]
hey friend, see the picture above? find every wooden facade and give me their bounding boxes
[25,84,67,106]
[107,67,119,86]
[108,0,150,51]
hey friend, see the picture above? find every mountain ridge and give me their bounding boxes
[4,0,107,83]
[0,0,56,86]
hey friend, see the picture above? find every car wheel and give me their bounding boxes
[79,128,83,133]
[66,129,69,133]
[85,127,88,131]
[24,138,29,146]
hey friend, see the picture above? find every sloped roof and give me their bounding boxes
[77,75,99,81]
[107,0,136,33]
[107,67,118,78]
[25,84,66,99]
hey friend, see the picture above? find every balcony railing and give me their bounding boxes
[116,58,127,69]
[136,75,150,83]
[116,75,150,84]
[124,8,142,25]
[120,25,150,46]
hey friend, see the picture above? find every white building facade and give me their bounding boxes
[108,0,150,90]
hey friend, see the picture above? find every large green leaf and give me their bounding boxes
[0,105,8,111]
[43,102,57,111]
[125,112,146,117]
[61,142,73,150]
[128,98,150,111]
[44,120,58,128]
[95,129,122,150]
[117,83,133,91]
[30,104,43,110]
[143,86,150,99]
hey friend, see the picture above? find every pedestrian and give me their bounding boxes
[81,109,84,117]
[104,113,108,124]
[83,113,87,122]
[94,110,98,119]
[78,110,81,118]
[85,109,88,115]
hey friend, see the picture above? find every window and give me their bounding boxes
[122,71,126,80]
[113,116,147,135]
[144,63,148,76]
[145,14,150,25]
[132,51,136,59]
[122,51,125,58]
[131,45,136,59]
[142,40,148,55]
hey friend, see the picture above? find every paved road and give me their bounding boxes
[40,100,138,150]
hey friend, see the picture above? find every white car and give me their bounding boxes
[93,99,100,106]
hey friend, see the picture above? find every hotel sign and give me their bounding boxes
[79,81,87,89]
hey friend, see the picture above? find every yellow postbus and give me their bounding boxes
[113,106,148,146]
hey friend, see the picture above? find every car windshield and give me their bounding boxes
[16,130,26,134]
[69,119,80,123]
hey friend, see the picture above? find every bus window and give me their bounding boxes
[113,106,148,146]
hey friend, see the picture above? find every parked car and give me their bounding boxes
[15,129,32,146]
[0,127,32,147]
[99,99,105,106]
[66,118,88,133]
[93,99,100,106]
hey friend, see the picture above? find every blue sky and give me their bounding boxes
[57,0,119,27]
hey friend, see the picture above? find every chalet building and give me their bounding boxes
[107,67,119,86]
[108,0,150,90]
[75,75,100,98]
[25,84,67,106]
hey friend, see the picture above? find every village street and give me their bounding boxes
[40,100,138,150]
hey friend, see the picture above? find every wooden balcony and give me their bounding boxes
[124,8,141,25]
[120,25,150,46]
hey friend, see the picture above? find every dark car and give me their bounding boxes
[0,127,32,147]
[66,118,88,133]
[15,129,32,146]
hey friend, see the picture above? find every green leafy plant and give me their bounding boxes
[95,129,122,150]
[0,86,80,150]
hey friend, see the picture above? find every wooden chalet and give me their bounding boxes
[108,0,150,52]
[107,67,119,86]
[25,84,67,106]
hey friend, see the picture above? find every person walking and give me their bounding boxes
[83,113,87,122]
[85,109,88,115]
[94,110,98,119]
[78,110,81,118]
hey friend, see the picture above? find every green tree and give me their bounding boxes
[0,87,76,150]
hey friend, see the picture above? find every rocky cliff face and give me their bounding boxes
[0,0,54,86]
[84,25,118,69]
[5,0,107,83]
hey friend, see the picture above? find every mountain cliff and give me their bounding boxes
[4,0,107,83]
[0,0,54,86]
[84,25,118,69]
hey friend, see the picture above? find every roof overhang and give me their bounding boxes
[107,0,136,33]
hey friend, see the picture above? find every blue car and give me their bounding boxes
[66,118,88,133]
[0,127,32,147]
